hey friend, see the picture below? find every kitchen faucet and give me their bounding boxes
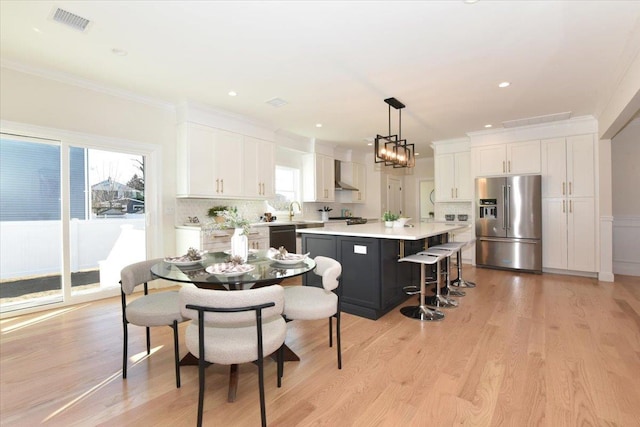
[288,201,301,221]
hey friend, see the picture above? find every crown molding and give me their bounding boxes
[1,59,175,112]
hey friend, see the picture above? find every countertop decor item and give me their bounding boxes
[445,214,455,221]
[457,214,468,221]
[203,208,250,236]
[382,211,399,228]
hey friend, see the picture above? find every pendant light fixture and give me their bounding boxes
[374,97,415,168]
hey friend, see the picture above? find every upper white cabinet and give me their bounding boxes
[541,134,595,198]
[302,153,335,202]
[177,122,274,199]
[435,151,471,201]
[243,136,275,199]
[474,139,541,176]
[177,122,242,197]
[339,161,366,203]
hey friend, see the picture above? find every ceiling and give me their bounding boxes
[1,1,639,157]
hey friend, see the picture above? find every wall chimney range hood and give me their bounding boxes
[334,160,359,191]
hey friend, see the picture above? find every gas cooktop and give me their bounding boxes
[346,218,368,225]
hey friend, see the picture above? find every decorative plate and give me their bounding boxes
[164,250,207,266]
[206,263,255,277]
[268,253,309,265]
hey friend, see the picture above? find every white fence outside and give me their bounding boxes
[1,217,146,287]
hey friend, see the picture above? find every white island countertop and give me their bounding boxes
[296,222,466,240]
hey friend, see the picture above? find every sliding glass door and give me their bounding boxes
[0,134,147,313]
[0,135,64,311]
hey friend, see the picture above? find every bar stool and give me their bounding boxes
[449,239,476,288]
[428,241,466,297]
[421,246,459,308]
[398,252,446,321]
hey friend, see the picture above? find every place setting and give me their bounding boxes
[266,246,310,266]
[163,247,208,267]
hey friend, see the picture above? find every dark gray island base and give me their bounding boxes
[299,223,465,320]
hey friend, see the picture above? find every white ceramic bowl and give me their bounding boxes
[393,217,411,227]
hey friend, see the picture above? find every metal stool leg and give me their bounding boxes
[451,250,476,288]
[401,263,445,321]
[425,257,458,308]
[444,251,465,297]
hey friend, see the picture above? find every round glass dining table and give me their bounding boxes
[150,250,316,403]
[150,250,316,290]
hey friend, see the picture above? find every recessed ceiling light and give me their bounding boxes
[33,27,42,33]
[228,91,237,97]
[498,81,511,88]
[316,123,322,128]
[484,124,493,128]
[464,0,479,4]
[111,48,127,56]
[415,152,420,156]
[367,142,373,146]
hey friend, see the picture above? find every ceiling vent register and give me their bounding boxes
[51,8,91,32]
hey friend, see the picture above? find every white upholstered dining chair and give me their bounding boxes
[180,283,287,427]
[283,256,342,369]
[120,258,186,388]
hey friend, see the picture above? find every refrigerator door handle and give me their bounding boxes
[504,185,511,230]
[501,185,506,229]
[479,237,539,244]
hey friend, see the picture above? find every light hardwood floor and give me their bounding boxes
[1,268,639,426]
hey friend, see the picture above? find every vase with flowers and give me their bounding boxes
[204,208,251,262]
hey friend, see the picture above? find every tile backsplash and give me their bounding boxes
[176,199,270,226]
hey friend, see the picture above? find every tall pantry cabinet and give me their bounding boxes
[541,134,596,272]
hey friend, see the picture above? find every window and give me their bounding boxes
[271,166,300,211]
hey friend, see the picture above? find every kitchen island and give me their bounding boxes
[297,222,466,320]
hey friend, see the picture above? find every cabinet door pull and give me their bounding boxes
[562,182,565,195]
[508,160,511,173]
[221,179,224,193]
[569,182,572,195]
[569,200,573,213]
[213,233,231,238]
[563,200,565,213]
[455,188,458,198]
[216,179,220,193]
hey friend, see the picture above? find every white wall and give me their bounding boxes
[0,66,177,257]
[611,118,640,276]
[612,118,640,215]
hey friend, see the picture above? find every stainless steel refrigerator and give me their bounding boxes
[475,175,542,273]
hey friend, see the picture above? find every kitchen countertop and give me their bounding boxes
[296,222,466,240]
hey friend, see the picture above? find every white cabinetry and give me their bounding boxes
[450,224,474,263]
[541,134,596,272]
[246,227,269,250]
[177,122,275,199]
[435,151,471,201]
[177,123,243,198]
[243,136,275,199]
[176,226,269,254]
[475,140,541,176]
[302,153,335,202]
[340,161,366,203]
